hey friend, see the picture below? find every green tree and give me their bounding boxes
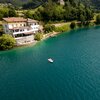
[64,2,72,21]
[33,7,44,20]
[53,4,65,21]
[24,10,33,19]
[79,14,86,24]
[8,8,17,17]
[96,14,100,24]
[44,24,55,33]
[34,33,43,41]
[0,34,16,50]
[42,1,54,21]
[0,7,9,19]
[70,22,76,29]
[85,8,93,21]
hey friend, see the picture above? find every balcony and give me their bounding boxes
[10,25,39,35]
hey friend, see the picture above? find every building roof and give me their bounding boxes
[27,18,38,23]
[3,17,38,23]
[3,17,27,23]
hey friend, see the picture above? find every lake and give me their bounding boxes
[0,26,100,100]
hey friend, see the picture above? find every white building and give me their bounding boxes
[2,17,41,45]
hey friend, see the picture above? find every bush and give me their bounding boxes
[70,22,76,29]
[84,21,90,26]
[89,22,95,26]
[55,25,70,32]
[0,34,16,50]
[24,10,33,19]
[96,14,100,24]
[77,22,83,27]
[44,24,55,33]
[34,33,43,41]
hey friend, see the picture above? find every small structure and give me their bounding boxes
[2,17,41,45]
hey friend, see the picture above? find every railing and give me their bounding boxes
[12,25,40,35]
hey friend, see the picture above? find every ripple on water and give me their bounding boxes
[0,27,100,100]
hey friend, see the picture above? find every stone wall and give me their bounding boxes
[15,35,35,46]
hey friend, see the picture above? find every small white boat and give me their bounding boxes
[48,58,54,63]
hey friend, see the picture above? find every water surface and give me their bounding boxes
[0,26,100,100]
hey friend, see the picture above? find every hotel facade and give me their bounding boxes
[2,17,41,45]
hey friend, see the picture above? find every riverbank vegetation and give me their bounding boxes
[96,14,100,24]
[0,0,100,50]
[0,34,16,50]
[34,33,43,41]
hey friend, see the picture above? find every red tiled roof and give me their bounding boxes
[3,17,27,22]
[3,17,39,23]
[27,18,38,23]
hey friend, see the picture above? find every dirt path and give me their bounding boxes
[52,22,71,27]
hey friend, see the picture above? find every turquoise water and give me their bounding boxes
[0,26,100,100]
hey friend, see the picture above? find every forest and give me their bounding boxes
[0,0,99,9]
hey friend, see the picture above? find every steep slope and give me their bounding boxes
[79,0,100,9]
[0,0,99,9]
[0,0,47,8]
[91,0,100,9]
[0,0,31,6]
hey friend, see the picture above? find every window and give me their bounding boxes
[30,24,32,26]
[15,34,23,38]
[20,29,23,32]
[15,29,19,32]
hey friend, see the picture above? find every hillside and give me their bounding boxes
[0,0,47,7]
[64,0,100,9]
[0,0,99,10]
[0,0,30,6]
[80,0,100,9]
[91,0,100,9]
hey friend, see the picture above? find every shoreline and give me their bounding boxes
[42,31,59,40]
[0,23,100,51]
[14,31,61,49]
[15,24,100,48]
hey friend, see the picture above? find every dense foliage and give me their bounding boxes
[0,6,17,19]
[70,22,76,29]
[0,0,99,9]
[31,0,93,24]
[55,24,70,32]
[96,14,100,24]
[44,24,55,33]
[0,34,16,50]
[34,33,43,41]
[0,0,30,7]
[0,0,47,8]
